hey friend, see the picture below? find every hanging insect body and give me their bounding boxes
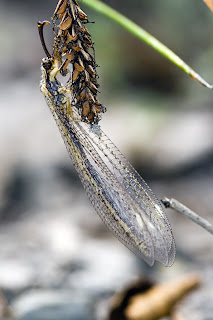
[38,0,176,266]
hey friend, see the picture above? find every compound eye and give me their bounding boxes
[42,59,52,70]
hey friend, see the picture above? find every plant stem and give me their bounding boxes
[80,0,212,88]
[162,197,213,235]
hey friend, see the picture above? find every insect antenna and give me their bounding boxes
[37,20,52,58]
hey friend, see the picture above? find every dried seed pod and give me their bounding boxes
[82,101,90,116]
[54,0,67,15]
[70,0,77,20]
[78,56,84,67]
[76,17,83,28]
[87,64,96,76]
[80,48,91,61]
[66,51,75,61]
[90,82,100,93]
[79,88,87,100]
[71,25,77,37]
[95,100,101,106]
[78,25,90,35]
[72,42,81,52]
[86,90,95,102]
[62,29,68,37]
[60,13,72,30]
[77,7,87,20]
[62,46,67,53]
[83,35,93,46]
[92,105,101,114]
[72,69,80,82]
[74,62,84,72]
[84,70,90,82]
[52,0,105,124]
[87,112,95,121]
[66,32,78,42]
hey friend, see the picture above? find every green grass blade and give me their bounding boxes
[81,0,212,88]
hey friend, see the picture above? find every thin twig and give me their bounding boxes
[80,0,213,89]
[162,197,213,235]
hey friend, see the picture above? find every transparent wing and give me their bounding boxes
[52,110,175,266]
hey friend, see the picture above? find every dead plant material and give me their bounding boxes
[109,273,200,320]
[52,0,106,124]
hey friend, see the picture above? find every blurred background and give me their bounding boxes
[0,0,213,319]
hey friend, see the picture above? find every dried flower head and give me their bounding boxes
[52,0,106,124]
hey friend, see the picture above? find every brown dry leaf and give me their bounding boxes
[109,274,200,320]
[203,0,213,12]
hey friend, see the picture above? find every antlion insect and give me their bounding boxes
[37,1,175,266]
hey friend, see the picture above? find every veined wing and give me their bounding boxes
[51,109,175,266]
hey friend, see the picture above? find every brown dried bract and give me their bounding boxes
[54,0,67,15]
[52,0,106,124]
[59,12,72,30]
[66,33,78,42]
[77,7,88,20]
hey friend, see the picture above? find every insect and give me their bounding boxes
[38,19,175,266]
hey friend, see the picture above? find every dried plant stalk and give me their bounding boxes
[52,0,106,124]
